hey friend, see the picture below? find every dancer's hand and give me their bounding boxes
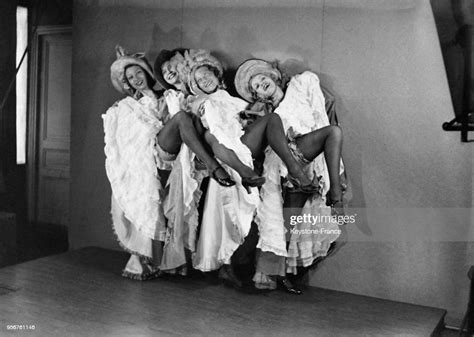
[187,95,207,116]
[164,89,181,117]
[239,109,265,118]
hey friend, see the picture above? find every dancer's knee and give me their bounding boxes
[269,113,282,123]
[172,110,189,124]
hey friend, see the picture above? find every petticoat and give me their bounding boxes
[192,90,260,271]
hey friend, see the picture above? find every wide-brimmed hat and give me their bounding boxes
[153,48,188,90]
[110,45,155,95]
[186,49,224,95]
[234,59,281,102]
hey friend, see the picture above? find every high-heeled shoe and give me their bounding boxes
[241,176,266,194]
[218,265,243,289]
[211,166,236,187]
[287,175,320,194]
[277,277,302,295]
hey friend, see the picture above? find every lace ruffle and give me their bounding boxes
[286,198,340,274]
[103,97,166,240]
[253,272,277,290]
[121,253,162,281]
[254,149,288,257]
[110,195,162,263]
[161,144,207,271]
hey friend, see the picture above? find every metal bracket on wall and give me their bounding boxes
[442,113,474,142]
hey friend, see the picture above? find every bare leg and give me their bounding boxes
[241,114,312,186]
[295,125,343,200]
[157,111,231,182]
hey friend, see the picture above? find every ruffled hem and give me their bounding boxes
[110,198,159,263]
[154,140,176,171]
[194,240,243,272]
[120,247,163,281]
[253,272,277,290]
[193,259,222,272]
[160,264,188,276]
[287,241,332,269]
[286,196,340,270]
[256,240,288,258]
[121,269,163,281]
[218,243,243,267]
[286,242,338,275]
[111,219,153,264]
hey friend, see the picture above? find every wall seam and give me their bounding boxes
[180,0,184,47]
[320,0,325,74]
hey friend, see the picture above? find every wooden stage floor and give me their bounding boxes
[0,247,446,336]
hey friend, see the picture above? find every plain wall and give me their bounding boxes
[70,0,473,321]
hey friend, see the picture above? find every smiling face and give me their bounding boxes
[161,53,182,87]
[124,65,150,92]
[194,65,220,94]
[249,73,277,101]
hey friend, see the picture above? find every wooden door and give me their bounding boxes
[28,26,71,226]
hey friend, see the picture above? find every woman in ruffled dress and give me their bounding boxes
[103,46,235,279]
[234,59,345,291]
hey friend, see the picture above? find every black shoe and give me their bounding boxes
[277,277,302,295]
[211,166,236,187]
[218,265,243,289]
[241,176,266,194]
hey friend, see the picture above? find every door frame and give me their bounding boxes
[26,25,71,222]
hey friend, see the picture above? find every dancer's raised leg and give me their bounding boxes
[157,110,234,186]
[295,125,343,201]
[241,114,314,188]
